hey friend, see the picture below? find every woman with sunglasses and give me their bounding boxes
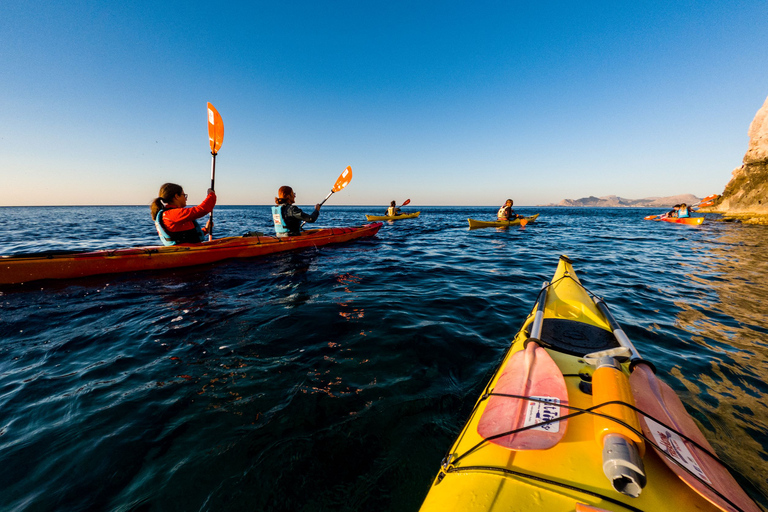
[151,183,216,245]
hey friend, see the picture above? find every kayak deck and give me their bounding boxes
[364,211,421,221]
[467,213,539,229]
[420,255,759,512]
[0,223,382,285]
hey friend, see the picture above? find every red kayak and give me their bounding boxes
[644,215,705,225]
[0,223,382,285]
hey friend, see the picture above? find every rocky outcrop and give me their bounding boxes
[708,95,768,223]
[553,194,699,208]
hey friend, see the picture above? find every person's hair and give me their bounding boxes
[674,204,681,208]
[680,203,687,207]
[150,183,183,220]
[390,200,396,207]
[506,199,513,205]
[276,186,294,205]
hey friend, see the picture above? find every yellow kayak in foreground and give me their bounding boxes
[467,213,539,229]
[420,255,760,512]
[365,211,421,221]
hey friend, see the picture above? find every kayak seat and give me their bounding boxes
[538,319,618,357]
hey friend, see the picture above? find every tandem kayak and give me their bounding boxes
[644,215,705,225]
[467,213,540,229]
[0,223,383,285]
[364,211,421,221]
[420,255,760,512]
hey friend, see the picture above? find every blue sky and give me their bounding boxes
[2,1,767,206]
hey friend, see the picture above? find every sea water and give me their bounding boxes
[0,206,766,511]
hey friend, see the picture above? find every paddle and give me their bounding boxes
[594,298,762,512]
[318,166,353,207]
[206,102,224,241]
[399,199,411,208]
[476,282,569,450]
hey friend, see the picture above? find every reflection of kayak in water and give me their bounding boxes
[467,213,539,229]
[0,223,383,285]
[420,254,761,512]
[644,215,705,225]
[365,211,420,221]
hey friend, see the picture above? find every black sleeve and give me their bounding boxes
[285,205,319,223]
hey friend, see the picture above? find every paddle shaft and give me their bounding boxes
[529,282,549,342]
[594,298,646,369]
[318,190,333,207]
[208,151,217,241]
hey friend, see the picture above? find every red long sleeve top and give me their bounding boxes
[160,191,217,232]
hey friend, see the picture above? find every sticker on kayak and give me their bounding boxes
[524,396,561,432]
[645,417,711,484]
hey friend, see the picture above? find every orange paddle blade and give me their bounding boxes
[520,218,529,227]
[332,166,352,192]
[402,199,411,206]
[477,342,568,450]
[630,365,762,512]
[207,102,224,154]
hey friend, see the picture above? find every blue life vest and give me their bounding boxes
[154,209,204,246]
[678,206,690,218]
[272,205,290,236]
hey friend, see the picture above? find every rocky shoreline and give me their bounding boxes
[709,95,768,224]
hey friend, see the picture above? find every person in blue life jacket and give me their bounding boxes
[677,203,691,218]
[497,199,523,221]
[150,183,216,246]
[272,185,321,236]
[386,200,401,217]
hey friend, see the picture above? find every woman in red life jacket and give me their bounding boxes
[150,183,216,245]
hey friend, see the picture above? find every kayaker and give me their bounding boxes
[150,183,216,245]
[386,200,401,217]
[661,204,680,219]
[272,186,321,236]
[677,203,691,218]
[497,199,522,221]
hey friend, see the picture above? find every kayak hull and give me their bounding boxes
[646,216,705,225]
[419,255,758,512]
[467,214,539,229]
[365,211,421,221]
[0,223,382,285]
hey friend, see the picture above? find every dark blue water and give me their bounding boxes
[1,206,766,511]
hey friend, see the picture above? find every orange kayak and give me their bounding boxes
[0,223,382,285]
[644,215,705,225]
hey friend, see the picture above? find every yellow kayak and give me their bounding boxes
[365,211,420,221]
[420,255,760,512]
[467,213,539,229]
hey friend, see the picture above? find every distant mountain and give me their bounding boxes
[545,194,700,208]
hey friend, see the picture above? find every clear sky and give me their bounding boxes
[2,1,768,206]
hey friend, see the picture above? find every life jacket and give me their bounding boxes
[387,206,399,216]
[272,205,290,236]
[497,206,509,220]
[677,206,690,218]
[154,209,204,246]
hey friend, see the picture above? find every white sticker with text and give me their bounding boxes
[645,417,712,484]
[524,396,561,432]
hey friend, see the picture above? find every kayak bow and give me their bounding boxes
[420,255,760,512]
[0,223,382,285]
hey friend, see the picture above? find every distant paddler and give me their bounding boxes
[151,184,216,245]
[386,199,411,216]
[497,199,524,220]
